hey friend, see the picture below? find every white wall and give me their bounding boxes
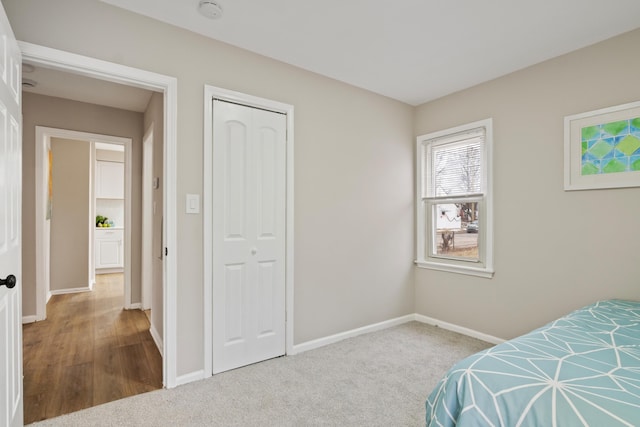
[7,0,415,378]
[414,28,640,340]
[95,199,124,228]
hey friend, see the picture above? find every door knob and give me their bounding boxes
[0,274,16,289]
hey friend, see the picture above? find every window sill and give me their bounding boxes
[414,260,494,279]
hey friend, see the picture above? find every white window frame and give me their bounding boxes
[415,118,494,278]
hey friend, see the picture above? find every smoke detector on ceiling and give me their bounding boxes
[198,0,223,19]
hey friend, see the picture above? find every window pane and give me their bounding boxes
[432,203,479,261]
[426,137,483,197]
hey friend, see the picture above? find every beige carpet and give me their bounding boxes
[30,322,492,426]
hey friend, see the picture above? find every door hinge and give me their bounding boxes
[165,247,168,256]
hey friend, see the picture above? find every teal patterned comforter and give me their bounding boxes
[425,299,640,426]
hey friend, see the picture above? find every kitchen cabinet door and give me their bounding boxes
[95,229,123,269]
[96,161,124,199]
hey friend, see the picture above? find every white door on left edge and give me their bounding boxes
[0,2,23,426]
[212,99,286,374]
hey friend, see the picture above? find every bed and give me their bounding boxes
[425,299,640,426]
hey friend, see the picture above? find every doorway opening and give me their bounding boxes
[21,41,177,386]
[19,41,179,422]
[35,128,133,316]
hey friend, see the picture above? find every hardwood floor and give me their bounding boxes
[22,274,162,424]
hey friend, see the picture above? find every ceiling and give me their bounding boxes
[22,1,640,109]
[22,62,154,113]
[96,0,640,106]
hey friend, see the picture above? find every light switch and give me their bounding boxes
[186,194,200,214]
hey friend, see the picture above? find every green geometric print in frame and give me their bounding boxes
[581,116,640,175]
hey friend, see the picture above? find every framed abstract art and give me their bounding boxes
[564,101,640,190]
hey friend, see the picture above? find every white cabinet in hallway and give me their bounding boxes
[95,228,124,271]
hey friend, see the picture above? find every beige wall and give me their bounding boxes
[143,92,164,340]
[22,92,144,315]
[49,137,90,291]
[414,28,640,340]
[8,0,415,377]
[96,149,125,162]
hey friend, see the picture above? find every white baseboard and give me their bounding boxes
[175,370,205,387]
[149,322,163,357]
[290,312,505,357]
[22,315,37,324]
[292,314,415,355]
[414,314,504,345]
[125,302,142,310]
[96,268,124,274]
[49,286,91,296]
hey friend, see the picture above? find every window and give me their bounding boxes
[416,118,493,278]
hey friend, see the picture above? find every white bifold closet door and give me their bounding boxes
[212,99,287,374]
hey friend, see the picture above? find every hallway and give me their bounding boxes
[22,274,162,424]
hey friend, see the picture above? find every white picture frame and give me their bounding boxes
[564,101,640,191]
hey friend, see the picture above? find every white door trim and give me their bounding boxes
[203,85,295,376]
[21,41,179,388]
[35,127,132,315]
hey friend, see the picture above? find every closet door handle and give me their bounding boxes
[0,274,16,289]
